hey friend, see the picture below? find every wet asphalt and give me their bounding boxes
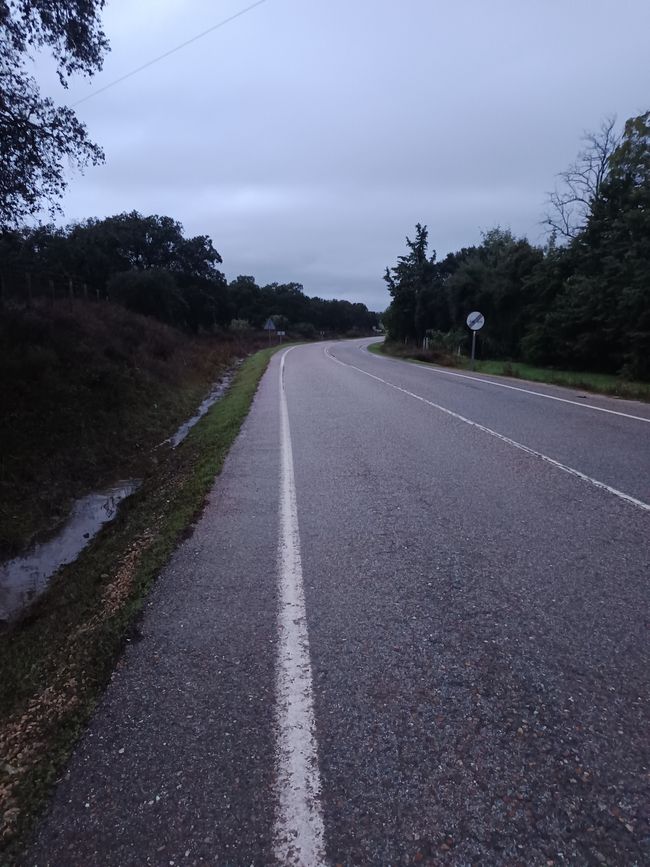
[22,340,650,866]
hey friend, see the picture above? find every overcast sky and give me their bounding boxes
[38,0,650,311]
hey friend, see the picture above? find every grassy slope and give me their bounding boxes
[0,302,240,559]
[0,307,285,856]
[370,341,650,402]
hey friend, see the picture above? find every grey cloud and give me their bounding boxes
[34,0,650,311]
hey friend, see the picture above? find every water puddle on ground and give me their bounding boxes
[164,367,238,449]
[0,480,140,624]
[1,364,238,624]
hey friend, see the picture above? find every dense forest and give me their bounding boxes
[0,213,379,337]
[383,111,650,380]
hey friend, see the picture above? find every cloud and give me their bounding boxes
[34,0,650,311]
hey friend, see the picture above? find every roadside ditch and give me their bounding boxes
[0,345,282,860]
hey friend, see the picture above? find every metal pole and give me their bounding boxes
[471,330,476,370]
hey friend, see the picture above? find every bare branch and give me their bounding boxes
[544,116,621,240]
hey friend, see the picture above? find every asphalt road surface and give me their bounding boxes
[23,340,650,866]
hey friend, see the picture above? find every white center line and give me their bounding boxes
[326,347,650,514]
[363,342,650,424]
[273,347,327,867]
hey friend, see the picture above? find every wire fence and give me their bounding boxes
[0,270,107,307]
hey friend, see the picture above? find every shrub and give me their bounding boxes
[108,270,188,326]
[229,318,252,332]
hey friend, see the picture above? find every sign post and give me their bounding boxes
[466,311,485,370]
[263,317,277,345]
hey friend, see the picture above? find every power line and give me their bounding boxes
[72,0,268,107]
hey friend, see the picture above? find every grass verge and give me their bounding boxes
[0,344,285,860]
[370,341,650,402]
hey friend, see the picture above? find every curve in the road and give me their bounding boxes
[326,346,650,513]
[364,341,650,424]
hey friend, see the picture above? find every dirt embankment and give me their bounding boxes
[0,301,241,559]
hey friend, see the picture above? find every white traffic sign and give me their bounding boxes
[466,311,485,331]
[263,318,276,331]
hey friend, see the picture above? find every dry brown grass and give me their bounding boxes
[0,527,157,844]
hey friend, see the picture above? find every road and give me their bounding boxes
[23,339,650,866]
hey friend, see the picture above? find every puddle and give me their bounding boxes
[164,367,237,449]
[0,480,140,624]
[0,364,239,623]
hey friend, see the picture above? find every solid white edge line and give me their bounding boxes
[273,347,327,867]
[325,346,650,514]
[362,341,650,425]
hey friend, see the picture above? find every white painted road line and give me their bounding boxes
[326,347,650,514]
[363,343,650,424]
[274,348,327,867]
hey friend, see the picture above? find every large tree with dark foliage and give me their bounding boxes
[68,212,223,289]
[0,0,108,227]
[383,223,442,342]
[444,229,543,358]
[523,111,650,377]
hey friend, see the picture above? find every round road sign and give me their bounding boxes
[466,311,485,331]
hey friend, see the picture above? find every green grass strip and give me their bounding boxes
[370,341,650,402]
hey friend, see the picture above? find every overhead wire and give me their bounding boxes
[72,0,268,107]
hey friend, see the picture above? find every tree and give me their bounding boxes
[545,117,620,240]
[261,282,309,324]
[178,275,231,332]
[229,275,262,324]
[107,269,188,325]
[100,212,222,277]
[577,111,650,376]
[0,0,108,227]
[61,212,224,296]
[525,112,650,376]
[445,229,543,358]
[384,223,439,341]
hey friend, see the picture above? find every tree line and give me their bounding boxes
[0,212,379,337]
[384,111,650,380]
[0,3,377,339]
